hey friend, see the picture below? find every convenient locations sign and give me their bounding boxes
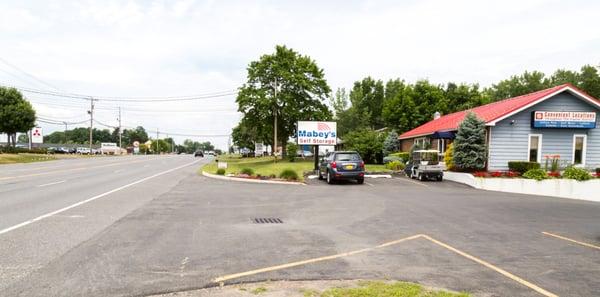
[297,121,337,145]
[532,111,596,129]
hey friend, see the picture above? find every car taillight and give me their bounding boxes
[360,161,365,169]
[331,161,337,169]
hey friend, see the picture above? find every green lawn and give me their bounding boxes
[320,281,470,297]
[201,156,391,181]
[0,153,56,164]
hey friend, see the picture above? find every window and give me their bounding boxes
[414,137,430,149]
[527,134,542,163]
[572,134,587,166]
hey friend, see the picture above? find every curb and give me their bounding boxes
[202,171,306,186]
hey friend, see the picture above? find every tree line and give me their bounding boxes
[232,45,599,158]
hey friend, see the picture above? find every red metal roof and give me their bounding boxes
[399,84,600,139]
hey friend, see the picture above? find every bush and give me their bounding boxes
[444,143,454,170]
[562,167,592,181]
[240,167,254,176]
[385,160,405,171]
[490,171,502,177]
[216,168,226,175]
[389,152,410,163]
[508,161,540,173]
[286,142,298,162]
[522,168,548,181]
[596,168,600,175]
[383,155,402,164]
[0,146,47,154]
[343,129,385,164]
[279,168,299,180]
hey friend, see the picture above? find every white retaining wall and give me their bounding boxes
[444,171,600,202]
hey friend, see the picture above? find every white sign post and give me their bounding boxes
[31,127,43,144]
[255,142,264,157]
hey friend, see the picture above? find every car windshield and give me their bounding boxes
[335,153,361,161]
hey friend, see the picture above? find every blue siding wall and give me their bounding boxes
[489,92,600,170]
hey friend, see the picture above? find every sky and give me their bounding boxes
[1,0,599,149]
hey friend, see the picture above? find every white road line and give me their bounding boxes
[36,180,66,187]
[0,159,201,236]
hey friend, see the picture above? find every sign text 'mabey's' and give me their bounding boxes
[297,121,337,145]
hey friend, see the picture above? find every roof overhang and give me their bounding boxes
[486,86,600,126]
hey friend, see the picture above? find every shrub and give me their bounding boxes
[343,129,385,164]
[522,168,548,181]
[279,168,299,180]
[389,152,410,163]
[508,161,540,173]
[383,130,400,155]
[385,160,405,171]
[0,146,48,154]
[216,168,226,175]
[269,173,276,179]
[240,167,254,176]
[596,168,600,175]
[444,143,454,170]
[562,167,592,181]
[286,142,298,162]
[383,155,402,164]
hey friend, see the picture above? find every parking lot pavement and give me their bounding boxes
[3,174,599,297]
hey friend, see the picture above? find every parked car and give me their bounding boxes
[76,147,91,154]
[409,150,444,181]
[296,150,314,157]
[318,151,365,184]
[194,150,204,157]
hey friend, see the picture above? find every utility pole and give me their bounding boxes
[156,128,159,154]
[63,121,68,144]
[273,79,278,162]
[88,97,95,153]
[118,107,122,148]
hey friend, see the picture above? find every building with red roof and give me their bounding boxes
[398,84,600,170]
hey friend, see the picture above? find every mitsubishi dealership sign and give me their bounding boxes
[532,111,596,129]
[297,121,337,145]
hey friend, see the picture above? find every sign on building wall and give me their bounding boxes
[297,121,337,145]
[532,111,596,129]
[31,127,43,143]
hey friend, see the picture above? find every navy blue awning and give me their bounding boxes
[430,131,455,139]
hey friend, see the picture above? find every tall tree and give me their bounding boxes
[236,45,332,156]
[452,112,487,171]
[349,77,385,129]
[578,65,600,98]
[0,87,36,147]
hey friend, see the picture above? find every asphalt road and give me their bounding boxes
[1,159,599,297]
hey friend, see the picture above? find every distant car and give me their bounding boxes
[318,151,365,184]
[194,150,204,157]
[297,150,314,157]
[76,147,91,154]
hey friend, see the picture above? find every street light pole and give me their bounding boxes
[88,97,95,154]
[273,79,278,162]
[118,106,122,149]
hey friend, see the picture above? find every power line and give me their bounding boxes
[0,57,65,92]
[1,82,238,102]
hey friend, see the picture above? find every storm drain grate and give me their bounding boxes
[253,218,283,224]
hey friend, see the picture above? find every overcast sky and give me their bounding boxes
[1,0,599,149]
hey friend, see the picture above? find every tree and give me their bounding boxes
[349,77,385,129]
[578,65,600,98]
[17,133,29,143]
[452,112,487,171]
[382,130,399,155]
[122,126,148,146]
[0,87,36,147]
[382,82,416,133]
[236,45,332,157]
[343,129,384,164]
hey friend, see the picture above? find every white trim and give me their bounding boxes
[527,134,543,163]
[487,86,600,126]
[571,134,587,166]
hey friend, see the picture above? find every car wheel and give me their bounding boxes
[327,170,334,184]
[437,176,443,181]
[318,169,324,180]
[419,174,425,181]
[357,178,364,184]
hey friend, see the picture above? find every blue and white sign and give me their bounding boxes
[297,121,337,145]
[532,111,596,129]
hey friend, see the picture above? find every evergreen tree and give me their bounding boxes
[382,130,399,155]
[453,112,487,170]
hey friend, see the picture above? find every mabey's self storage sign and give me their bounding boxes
[297,121,337,145]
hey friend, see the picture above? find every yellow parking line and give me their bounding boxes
[212,234,422,283]
[542,231,600,251]
[421,235,558,297]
